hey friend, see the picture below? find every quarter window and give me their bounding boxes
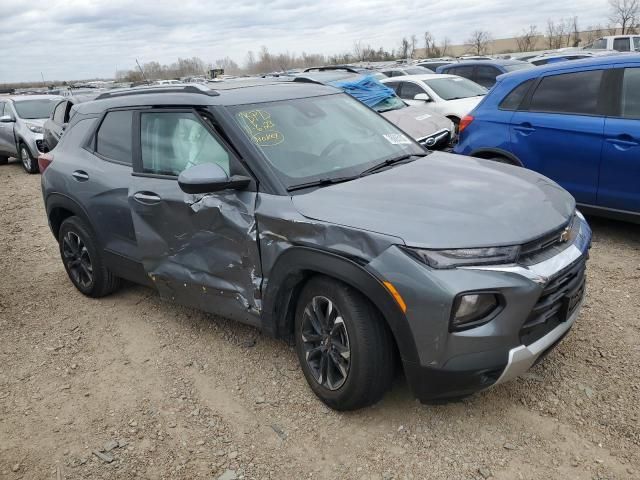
[53,102,67,124]
[500,79,535,110]
[140,111,230,177]
[529,70,603,115]
[621,68,640,119]
[95,110,133,164]
[398,82,427,100]
[634,37,640,50]
[613,37,631,52]
[0,103,4,116]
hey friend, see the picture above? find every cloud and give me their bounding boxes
[0,0,609,82]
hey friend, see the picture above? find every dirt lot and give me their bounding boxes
[0,160,639,480]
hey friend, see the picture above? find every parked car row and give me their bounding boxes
[35,75,594,411]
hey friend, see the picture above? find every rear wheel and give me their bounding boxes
[58,216,120,297]
[294,276,395,411]
[19,143,38,174]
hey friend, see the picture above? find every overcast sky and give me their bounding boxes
[1,0,610,83]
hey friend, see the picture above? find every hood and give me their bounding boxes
[22,118,47,126]
[444,96,483,116]
[291,153,575,249]
[381,104,453,139]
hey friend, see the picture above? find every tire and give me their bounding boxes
[294,276,395,411]
[19,142,38,174]
[0,155,7,165]
[58,216,120,297]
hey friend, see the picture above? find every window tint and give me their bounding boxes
[529,70,603,115]
[53,102,67,124]
[0,103,4,116]
[95,110,133,164]
[621,68,640,118]
[613,37,631,52]
[500,79,535,110]
[398,82,427,100]
[141,111,230,177]
[452,66,474,79]
[475,66,499,87]
[634,37,640,50]
[590,38,607,49]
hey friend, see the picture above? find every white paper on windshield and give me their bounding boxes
[415,113,432,121]
[383,133,412,145]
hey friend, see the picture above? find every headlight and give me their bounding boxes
[27,124,43,133]
[403,245,520,269]
[451,293,500,331]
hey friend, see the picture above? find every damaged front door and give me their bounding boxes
[128,109,262,326]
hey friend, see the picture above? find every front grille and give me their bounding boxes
[418,129,451,150]
[519,258,586,346]
[518,215,578,265]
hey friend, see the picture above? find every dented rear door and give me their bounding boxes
[128,109,263,326]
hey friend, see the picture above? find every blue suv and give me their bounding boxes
[454,54,640,221]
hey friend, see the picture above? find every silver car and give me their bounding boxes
[0,95,62,173]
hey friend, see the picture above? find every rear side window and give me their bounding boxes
[634,37,640,50]
[452,66,474,79]
[475,66,499,87]
[621,68,640,118]
[95,110,133,164]
[500,79,535,110]
[529,70,603,115]
[613,37,631,52]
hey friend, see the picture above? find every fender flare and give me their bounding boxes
[45,193,100,242]
[469,147,523,166]
[261,246,420,363]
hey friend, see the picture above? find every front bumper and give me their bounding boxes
[368,213,592,402]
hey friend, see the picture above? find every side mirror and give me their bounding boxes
[0,115,15,123]
[414,93,432,102]
[178,163,251,194]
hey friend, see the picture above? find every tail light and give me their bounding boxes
[38,152,54,173]
[458,115,474,134]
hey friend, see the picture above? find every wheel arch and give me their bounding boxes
[470,147,523,166]
[46,193,99,241]
[261,246,420,364]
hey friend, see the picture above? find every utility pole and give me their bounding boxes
[135,59,148,84]
[41,72,45,87]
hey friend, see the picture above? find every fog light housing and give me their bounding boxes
[450,293,500,331]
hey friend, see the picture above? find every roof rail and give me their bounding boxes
[95,84,219,100]
[303,66,362,74]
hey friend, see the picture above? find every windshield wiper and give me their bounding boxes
[359,153,426,177]
[287,175,358,192]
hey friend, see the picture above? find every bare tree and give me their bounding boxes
[571,16,581,47]
[399,37,410,59]
[466,30,492,55]
[585,25,604,44]
[609,0,639,34]
[546,19,569,49]
[516,25,539,52]
[423,31,434,58]
[410,34,418,59]
[440,37,451,57]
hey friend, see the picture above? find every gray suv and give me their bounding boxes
[41,83,592,410]
[0,95,62,172]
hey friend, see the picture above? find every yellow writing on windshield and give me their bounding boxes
[237,109,284,147]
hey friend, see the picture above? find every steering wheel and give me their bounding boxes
[320,138,350,157]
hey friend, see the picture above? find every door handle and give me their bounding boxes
[133,191,162,205]
[72,170,89,181]
[606,134,639,150]
[514,122,535,135]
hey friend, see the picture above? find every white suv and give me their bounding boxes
[585,35,640,52]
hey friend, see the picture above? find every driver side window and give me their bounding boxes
[398,82,427,100]
[140,111,230,177]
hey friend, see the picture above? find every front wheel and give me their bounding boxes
[19,143,38,174]
[58,216,120,297]
[294,276,395,410]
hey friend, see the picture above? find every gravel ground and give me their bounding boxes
[0,159,639,480]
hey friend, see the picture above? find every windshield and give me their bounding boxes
[503,63,535,72]
[372,95,406,112]
[424,77,487,100]
[13,99,57,119]
[230,94,424,189]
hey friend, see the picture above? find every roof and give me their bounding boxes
[74,81,339,115]
[294,71,362,84]
[496,52,640,84]
[6,94,62,102]
[381,73,457,82]
[445,59,530,67]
